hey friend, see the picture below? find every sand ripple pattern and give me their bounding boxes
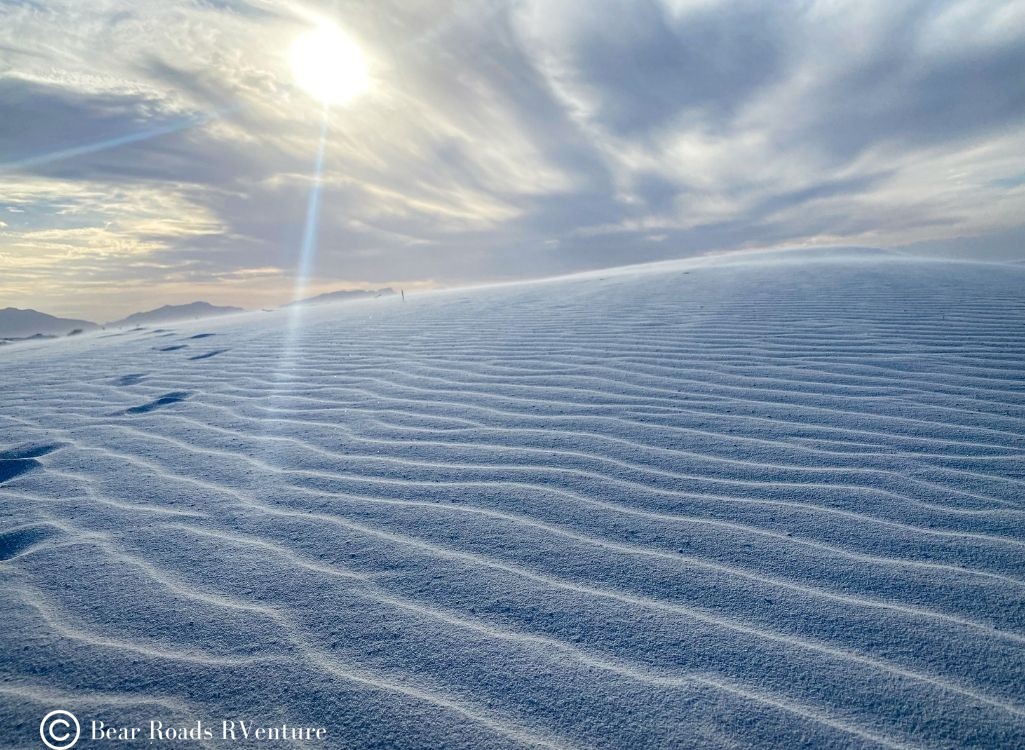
[1,253,1024,748]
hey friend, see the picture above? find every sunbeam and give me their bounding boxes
[260,106,331,436]
[0,110,227,173]
[291,110,331,306]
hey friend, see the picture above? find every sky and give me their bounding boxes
[2,0,1025,322]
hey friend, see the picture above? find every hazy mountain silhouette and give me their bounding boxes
[107,302,244,328]
[0,307,98,339]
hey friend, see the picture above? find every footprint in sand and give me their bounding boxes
[0,524,59,560]
[0,460,42,483]
[0,442,64,484]
[188,349,227,361]
[124,391,190,414]
[114,373,147,386]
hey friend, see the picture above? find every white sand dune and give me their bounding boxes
[1,249,1024,748]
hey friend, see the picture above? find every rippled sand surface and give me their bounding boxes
[2,250,1024,748]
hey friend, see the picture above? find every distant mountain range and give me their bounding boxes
[106,301,243,328]
[1,291,397,341]
[0,302,244,341]
[0,307,98,340]
[286,288,396,306]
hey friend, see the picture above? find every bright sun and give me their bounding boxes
[290,23,369,106]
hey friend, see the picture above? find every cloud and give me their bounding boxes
[0,0,1023,319]
[516,0,788,137]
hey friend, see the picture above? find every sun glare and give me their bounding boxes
[290,23,369,106]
